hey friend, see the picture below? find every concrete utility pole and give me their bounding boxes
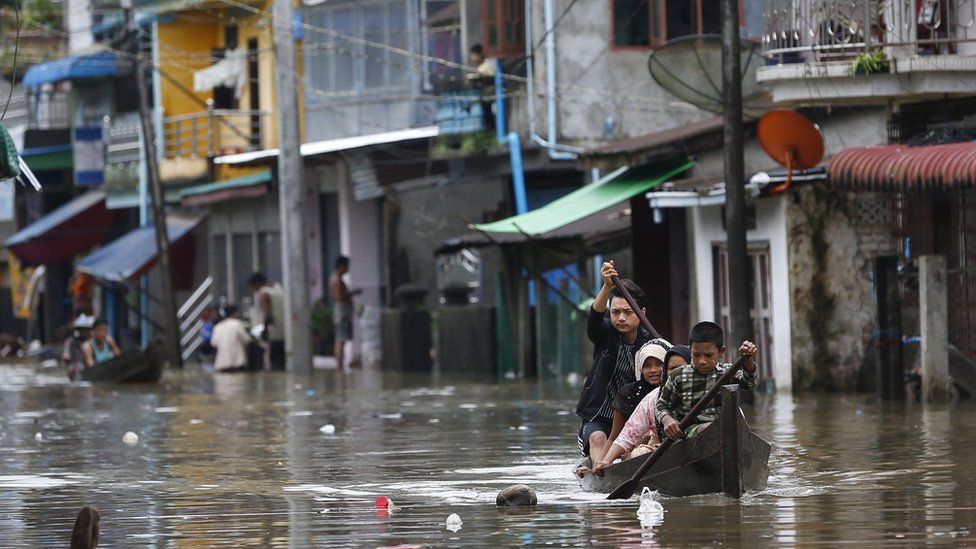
[272,0,312,373]
[721,0,754,350]
[126,4,182,367]
[920,255,950,402]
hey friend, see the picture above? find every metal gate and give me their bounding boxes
[714,245,775,382]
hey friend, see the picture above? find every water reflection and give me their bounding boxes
[2,360,976,546]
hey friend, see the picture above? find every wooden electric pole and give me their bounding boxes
[126,4,183,367]
[272,0,312,373]
[721,0,754,350]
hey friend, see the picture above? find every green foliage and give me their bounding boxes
[310,299,334,338]
[851,50,889,76]
[433,131,500,155]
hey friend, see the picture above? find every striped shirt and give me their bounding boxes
[654,363,759,426]
[594,342,635,421]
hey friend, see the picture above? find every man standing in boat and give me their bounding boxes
[575,261,654,474]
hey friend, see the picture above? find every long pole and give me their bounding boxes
[272,0,312,373]
[126,5,182,367]
[721,0,754,351]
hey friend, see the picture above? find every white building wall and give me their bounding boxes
[689,195,793,391]
[66,0,93,53]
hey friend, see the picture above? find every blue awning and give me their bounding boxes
[77,214,205,282]
[22,50,122,88]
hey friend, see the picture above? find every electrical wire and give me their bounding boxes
[2,0,22,120]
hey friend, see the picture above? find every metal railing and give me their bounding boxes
[162,105,269,159]
[762,0,976,61]
[27,90,71,129]
[178,276,214,361]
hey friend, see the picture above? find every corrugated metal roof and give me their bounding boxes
[829,142,976,192]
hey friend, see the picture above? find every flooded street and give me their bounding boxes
[2,362,976,547]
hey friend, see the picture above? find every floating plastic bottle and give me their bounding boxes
[636,487,665,528]
[445,513,463,532]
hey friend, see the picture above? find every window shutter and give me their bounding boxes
[482,0,525,58]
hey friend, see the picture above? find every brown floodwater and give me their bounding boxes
[1,360,975,547]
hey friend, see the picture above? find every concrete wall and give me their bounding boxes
[690,195,793,391]
[539,0,709,146]
[392,176,507,308]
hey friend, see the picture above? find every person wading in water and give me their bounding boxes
[574,260,653,476]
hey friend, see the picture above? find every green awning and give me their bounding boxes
[474,160,693,235]
[179,170,272,206]
[21,145,73,171]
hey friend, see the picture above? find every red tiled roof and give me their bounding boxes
[829,142,976,192]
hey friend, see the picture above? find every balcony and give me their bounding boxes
[759,0,976,104]
[27,89,71,130]
[159,107,269,181]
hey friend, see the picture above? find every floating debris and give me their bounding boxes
[319,424,336,435]
[496,484,537,506]
[636,487,665,528]
[122,432,139,445]
[376,413,403,420]
[34,432,43,442]
[445,513,463,532]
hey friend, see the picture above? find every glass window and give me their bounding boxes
[613,0,651,47]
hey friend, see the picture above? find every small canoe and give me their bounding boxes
[80,344,163,383]
[576,385,771,497]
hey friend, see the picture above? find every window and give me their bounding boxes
[304,0,410,96]
[612,0,728,48]
[482,0,524,57]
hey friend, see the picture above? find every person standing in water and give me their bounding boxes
[329,256,361,370]
[248,272,286,371]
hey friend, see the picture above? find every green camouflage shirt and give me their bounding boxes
[654,363,759,426]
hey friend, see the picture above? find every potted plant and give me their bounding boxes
[851,50,890,76]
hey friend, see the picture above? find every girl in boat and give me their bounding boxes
[82,318,122,367]
[589,344,692,475]
[606,338,672,445]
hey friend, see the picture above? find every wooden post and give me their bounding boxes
[875,256,904,400]
[920,255,950,402]
[721,0,754,350]
[127,5,182,367]
[719,384,743,498]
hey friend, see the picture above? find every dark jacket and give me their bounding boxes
[575,306,652,422]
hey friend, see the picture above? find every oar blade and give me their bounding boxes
[606,478,638,500]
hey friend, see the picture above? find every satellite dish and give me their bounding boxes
[648,35,772,117]
[756,109,825,193]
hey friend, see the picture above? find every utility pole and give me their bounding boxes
[272,0,312,373]
[125,3,182,367]
[721,0,754,350]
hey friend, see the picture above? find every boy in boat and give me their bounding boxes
[575,261,654,474]
[82,317,121,367]
[588,343,691,475]
[656,321,758,441]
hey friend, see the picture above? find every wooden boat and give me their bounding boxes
[576,385,772,497]
[80,344,163,383]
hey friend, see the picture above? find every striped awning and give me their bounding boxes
[829,142,976,192]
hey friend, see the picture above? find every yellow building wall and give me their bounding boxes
[159,2,307,182]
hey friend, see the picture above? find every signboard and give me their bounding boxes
[74,127,105,186]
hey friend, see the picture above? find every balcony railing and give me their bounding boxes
[762,0,976,61]
[27,90,71,129]
[162,107,269,159]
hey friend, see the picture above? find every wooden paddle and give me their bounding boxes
[609,275,662,340]
[606,354,747,500]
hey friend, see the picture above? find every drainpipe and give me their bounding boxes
[496,61,527,215]
[524,0,583,160]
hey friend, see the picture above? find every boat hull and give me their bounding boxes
[577,386,771,497]
[80,344,162,384]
